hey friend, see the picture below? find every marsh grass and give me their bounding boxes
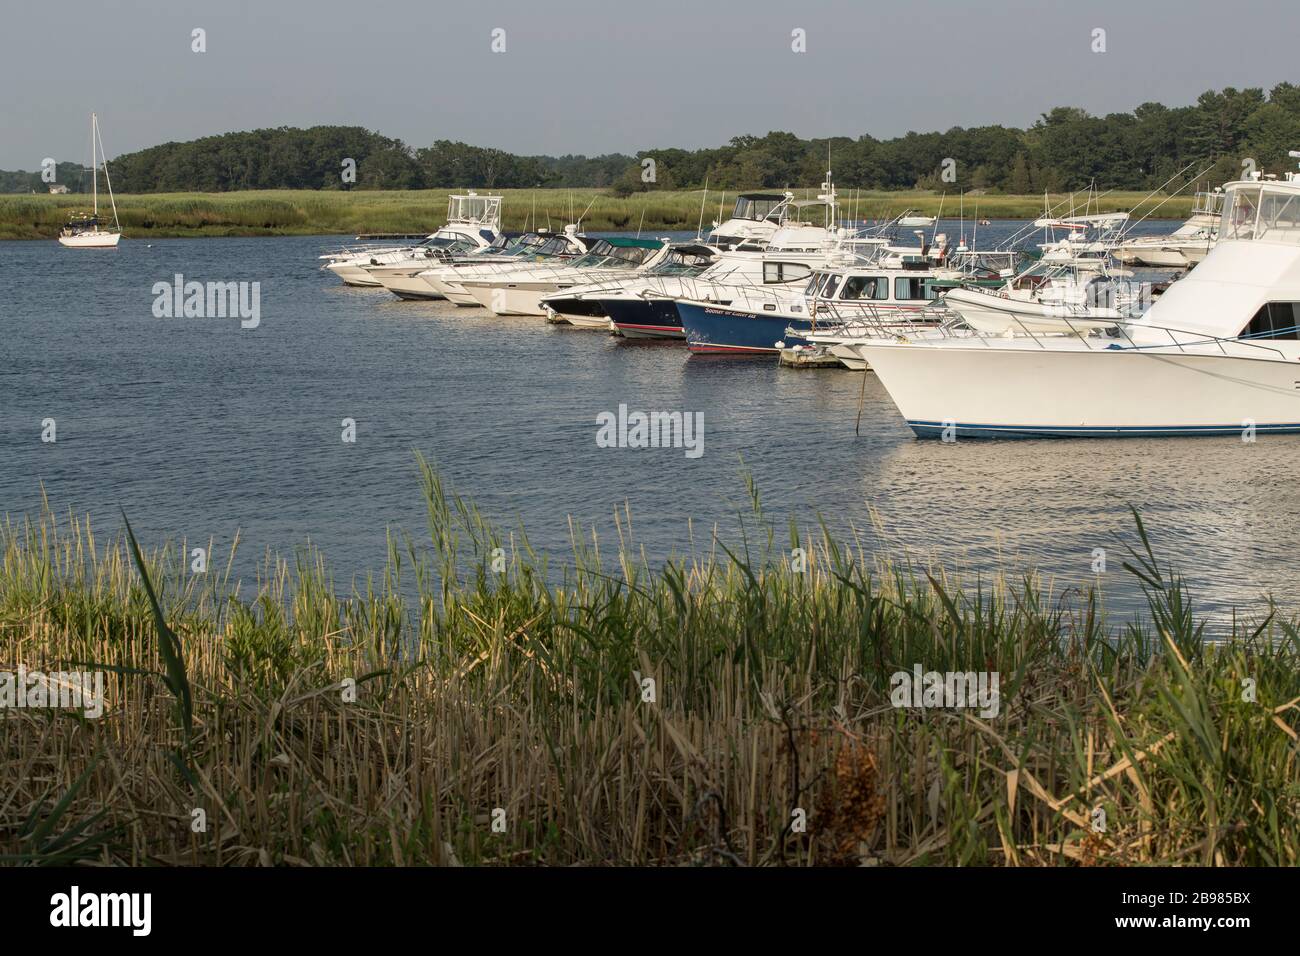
[1,460,1297,866]
[0,189,1196,240]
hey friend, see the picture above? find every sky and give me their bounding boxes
[2,0,1298,169]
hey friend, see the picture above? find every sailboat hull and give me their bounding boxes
[58,232,121,248]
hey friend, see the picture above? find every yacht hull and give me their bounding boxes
[540,296,608,326]
[601,298,686,339]
[327,263,383,287]
[58,232,121,248]
[677,301,815,355]
[464,282,562,316]
[377,273,446,300]
[856,340,1300,438]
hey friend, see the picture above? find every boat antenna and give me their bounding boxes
[635,207,645,238]
[696,176,709,241]
[1115,160,1211,238]
[575,195,598,231]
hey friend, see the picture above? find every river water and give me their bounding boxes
[2,221,1291,629]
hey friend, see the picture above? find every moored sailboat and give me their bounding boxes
[58,113,121,248]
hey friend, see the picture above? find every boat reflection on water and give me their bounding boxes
[855,389,1300,630]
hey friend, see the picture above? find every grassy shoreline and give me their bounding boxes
[2,461,1297,867]
[0,188,1195,240]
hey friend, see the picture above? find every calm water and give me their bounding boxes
[2,220,1294,627]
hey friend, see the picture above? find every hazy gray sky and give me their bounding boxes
[2,0,1297,169]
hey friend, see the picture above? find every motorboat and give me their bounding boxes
[58,113,121,248]
[940,257,1150,335]
[420,226,593,304]
[854,156,1300,438]
[539,243,720,328]
[323,193,502,286]
[370,231,561,300]
[1034,212,1128,264]
[705,192,796,249]
[456,237,670,316]
[1112,190,1223,268]
[675,216,955,355]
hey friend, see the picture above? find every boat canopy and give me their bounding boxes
[1218,181,1300,245]
[732,194,790,222]
[603,236,664,249]
[447,193,503,226]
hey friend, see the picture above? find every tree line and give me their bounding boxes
[5,83,1298,195]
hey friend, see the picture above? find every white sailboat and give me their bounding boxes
[58,112,121,248]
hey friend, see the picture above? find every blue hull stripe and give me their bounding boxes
[908,419,1300,439]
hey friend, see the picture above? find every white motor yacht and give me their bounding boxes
[854,157,1300,438]
[323,193,502,286]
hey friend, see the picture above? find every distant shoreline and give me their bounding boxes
[0,188,1195,240]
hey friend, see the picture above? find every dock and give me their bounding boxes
[778,345,845,368]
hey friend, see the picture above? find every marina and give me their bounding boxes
[5,0,1300,886]
[7,204,1300,624]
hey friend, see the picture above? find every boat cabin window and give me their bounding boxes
[894,276,938,301]
[840,276,889,300]
[1221,186,1300,244]
[763,261,813,284]
[820,274,843,299]
[1241,302,1300,339]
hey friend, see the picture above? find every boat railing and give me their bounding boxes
[928,313,1290,361]
[797,299,952,339]
[800,299,1291,363]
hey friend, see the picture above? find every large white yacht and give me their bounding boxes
[322,193,502,286]
[854,157,1300,438]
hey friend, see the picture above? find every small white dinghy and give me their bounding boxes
[58,113,121,248]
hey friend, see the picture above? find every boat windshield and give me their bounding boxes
[530,236,575,257]
[499,234,548,255]
[733,196,787,222]
[569,240,659,268]
[1219,184,1300,244]
[648,248,714,276]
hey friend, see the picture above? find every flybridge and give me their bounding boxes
[447,192,502,228]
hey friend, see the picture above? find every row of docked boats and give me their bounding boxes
[321,159,1300,438]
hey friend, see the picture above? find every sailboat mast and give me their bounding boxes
[91,113,98,216]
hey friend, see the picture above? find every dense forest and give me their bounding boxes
[5,83,1299,195]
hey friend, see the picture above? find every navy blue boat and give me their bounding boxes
[600,297,687,339]
[677,300,815,354]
